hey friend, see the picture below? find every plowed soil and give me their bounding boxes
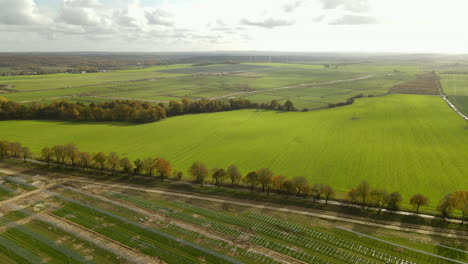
[389,73,441,95]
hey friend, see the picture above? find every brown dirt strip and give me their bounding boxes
[389,73,441,95]
[0,182,63,207]
[0,215,36,233]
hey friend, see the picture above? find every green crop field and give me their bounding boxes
[0,63,419,109]
[440,74,468,116]
[0,94,467,208]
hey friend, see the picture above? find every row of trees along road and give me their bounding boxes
[0,139,466,223]
[0,96,296,123]
[346,181,467,223]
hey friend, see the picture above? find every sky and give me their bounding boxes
[1,0,468,53]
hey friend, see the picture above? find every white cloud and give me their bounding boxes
[284,0,305,12]
[145,9,173,26]
[320,0,374,13]
[62,0,101,8]
[0,0,49,25]
[330,15,380,25]
[0,0,468,53]
[241,18,295,28]
[114,9,139,27]
[57,7,102,26]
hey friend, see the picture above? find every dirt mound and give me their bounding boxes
[389,73,440,95]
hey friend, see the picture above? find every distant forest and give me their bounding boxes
[0,96,296,123]
[1,52,452,75]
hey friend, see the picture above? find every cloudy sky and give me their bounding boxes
[1,0,467,53]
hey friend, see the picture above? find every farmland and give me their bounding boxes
[440,74,468,116]
[0,63,419,109]
[0,171,465,264]
[0,94,467,208]
[0,59,467,263]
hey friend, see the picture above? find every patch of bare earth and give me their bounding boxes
[389,73,441,95]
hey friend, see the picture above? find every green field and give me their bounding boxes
[440,74,468,116]
[1,94,467,207]
[0,63,418,109]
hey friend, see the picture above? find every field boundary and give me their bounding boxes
[1,157,464,225]
[442,95,468,121]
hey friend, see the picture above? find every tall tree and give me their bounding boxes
[257,168,274,194]
[133,159,144,175]
[41,147,53,165]
[211,168,226,185]
[284,100,294,111]
[64,143,79,165]
[283,180,295,197]
[356,181,371,205]
[410,194,429,213]
[312,183,325,200]
[272,175,287,193]
[107,152,120,174]
[189,161,208,187]
[52,145,66,164]
[370,189,388,214]
[120,157,133,174]
[322,185,335,204]
[243,171,259,191]
[449,191,468,224]
[386,192,403,211]
[270,100,279,110]
[292,176,309,196]
[346,188,359,203]
[92,152,107,170]
[9,142,22,158]
[227,165,242,187]
[437,195,453,223]
[20,146,31,162]
[79,152,92,169]
[0,141,10,158]
[155,158,171,181]
[142,157,157,176]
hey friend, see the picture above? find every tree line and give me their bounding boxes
[346,181,467,223]
[328,94,374,108]
[0,139,466,223]
[0,96,296,123]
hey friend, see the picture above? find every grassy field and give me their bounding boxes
[0,94,467,207]
[440,74,468,116]
[0,63,419,109]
